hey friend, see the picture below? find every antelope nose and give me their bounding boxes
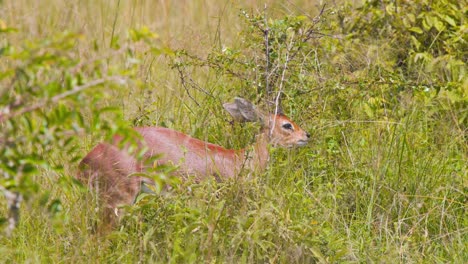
[306,132,311,139]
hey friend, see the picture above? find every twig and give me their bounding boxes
[315,119,403,131]
[263,4,271,99]
[0,186,23,237]
[175,65,201,107]
[179,52,248,81]
[109,0,121,48]
[270,36,294,136]
[0,76,126,123]
[70,44,130,75]
[287,4,328,66]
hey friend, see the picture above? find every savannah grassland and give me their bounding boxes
[0,0,467,263]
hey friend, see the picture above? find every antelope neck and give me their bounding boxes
[241,131,270,173]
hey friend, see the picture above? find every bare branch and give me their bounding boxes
[263,4,271,99]
[287,4,328,65]
[175,65,201,107]
[179,52,248,81]
[277,36,295,111]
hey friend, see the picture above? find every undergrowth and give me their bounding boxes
[0,0,466,263]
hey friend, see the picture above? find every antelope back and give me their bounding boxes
[78,97,309,231]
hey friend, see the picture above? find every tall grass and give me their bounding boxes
[1,0,466,263]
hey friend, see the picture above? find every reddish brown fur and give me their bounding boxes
[77,100,309,228]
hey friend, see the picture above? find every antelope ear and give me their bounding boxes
[223,102,245,121]
[234,97,259,122]
[223,97,261,122]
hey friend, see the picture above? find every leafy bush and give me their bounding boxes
[0,1,466,263]
[343,0,467,83]
[0,24,164,234]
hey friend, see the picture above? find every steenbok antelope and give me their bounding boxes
[77,97,310,227]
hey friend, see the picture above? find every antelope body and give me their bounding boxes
[77,98,309,225]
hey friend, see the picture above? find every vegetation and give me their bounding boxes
[1,0,466,262]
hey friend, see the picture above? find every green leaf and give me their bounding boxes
[410,36,421,50]
[443,15,457,27]
[385,3,395,16]
[434,17,445,31]
[409,27,423,34]
[130,26,159,42]
[0,27,18,33]
[296,15,308,21]
[363,103,374,118]
[48,199,63,214]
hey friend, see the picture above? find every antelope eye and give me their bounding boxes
[282,123,293,130]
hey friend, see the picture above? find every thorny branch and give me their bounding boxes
[175,65,201,107]
[177,52,248,81]
[270,36,294,136]
[263,4,271,99]
[173,64,227,123]
[288,4,328,62]
[251,4,328,112]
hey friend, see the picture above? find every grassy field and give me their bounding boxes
[0,0,466,263]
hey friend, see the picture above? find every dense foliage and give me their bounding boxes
[0,0,466,262]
